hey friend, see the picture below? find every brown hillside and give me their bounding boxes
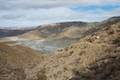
[0,42,45,80]
[19,30,45,40]
[27,18,120,80]
[0,43,43,67]
[19,22,91,40]
[0,17,120,80]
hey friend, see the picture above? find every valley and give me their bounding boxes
[0,16,120,80]
[0,22,97,53]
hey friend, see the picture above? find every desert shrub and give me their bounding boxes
[64,48,68,51]
[69,51,74,54]
[37,69,47,80]
[11,68,26,80]
[70,46,73,49]
[0,66,26,80]
[70,69,91,80]
[70,55,120,80]
[112,37,120,46]
[107,29,115,34]
[57,48,63,52]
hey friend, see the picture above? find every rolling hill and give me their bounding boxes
[19,22,97,40]
[0,28,33,38]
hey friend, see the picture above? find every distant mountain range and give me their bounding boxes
[0,28,33,38]
[0,16,120,39]
[19,21,98,40]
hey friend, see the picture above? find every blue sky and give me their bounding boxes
[71,4,120,12]
[0,0,120,27]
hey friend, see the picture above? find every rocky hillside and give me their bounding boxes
[26,17,119,80]
[17,22,97,53]
[20,22,97,40]
[0,16,120,80]
[0,42,44,80]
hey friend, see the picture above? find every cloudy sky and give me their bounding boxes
[0,0,120,27]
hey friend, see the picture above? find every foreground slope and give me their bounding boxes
[0,42,44,80]
[27,17,120,80]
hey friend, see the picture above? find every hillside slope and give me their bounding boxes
[27,17,120,80]
[0,42,44,80]
[20,22,96,40]
[0,16,120,80]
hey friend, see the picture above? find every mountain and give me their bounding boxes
[0,21,97,53]
[104,16,120,23]
[0,28,33,38]
[0,16,120,80]
[30,16,120,80]
[17,22,98,53]
[19,21,94,40]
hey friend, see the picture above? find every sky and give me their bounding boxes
[0,0,120,27]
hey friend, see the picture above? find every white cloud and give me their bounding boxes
[0,7,77,26]
[0,6,120,27]
[0,0,120,27]
[0,0,120,10]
